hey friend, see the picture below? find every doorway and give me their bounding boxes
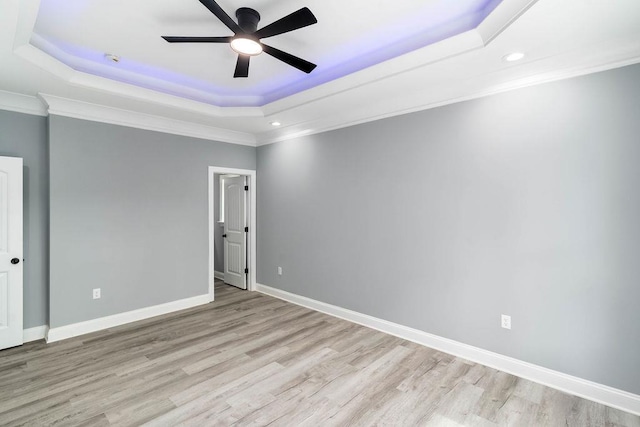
[208,166,256,302]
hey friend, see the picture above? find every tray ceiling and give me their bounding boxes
[31,0,502,107]
[1,0,640,145]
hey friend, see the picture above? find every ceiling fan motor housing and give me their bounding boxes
[236,8,261,33]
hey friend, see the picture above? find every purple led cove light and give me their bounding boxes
[33,36,235,93]
[33,0,502,107]
[260,0,502,103]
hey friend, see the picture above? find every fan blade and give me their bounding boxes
[199,0,242,34]
[162,36,232,43]
[262,44,316,73]
[254,7,317,39]
[234,55,250,78]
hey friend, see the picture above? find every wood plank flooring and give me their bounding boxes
[1,280,638,426]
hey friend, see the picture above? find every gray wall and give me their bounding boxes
[0,110,49,328]
[49,116,255,328]
[257,64,640,395]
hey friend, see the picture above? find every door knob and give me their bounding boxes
[222,234,227,238]
[11,258,20,265]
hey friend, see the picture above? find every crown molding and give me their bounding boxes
[68,69,263,119]
[39,94,256,146]
[260,30,485,119]
[17,0,534,111]
[261,0,539,118]
[476,0,539,45]
[9,45,640,149]
[0,90,47,116]
[5,0,541,142]
[7,0,639,150]
[13,42,264,120]
[30,34,267,111]
[255,43,640,146]
[11,0,39,48]
[12,0,536,114]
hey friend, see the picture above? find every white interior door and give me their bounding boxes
[224,176,247,289]
[0,156,23,350]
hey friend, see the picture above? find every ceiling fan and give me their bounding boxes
[162,0,318,78]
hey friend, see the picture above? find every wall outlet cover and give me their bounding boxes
[93,288,101,299]
[501,314,511,330]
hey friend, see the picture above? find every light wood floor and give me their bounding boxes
[1,281,638,426]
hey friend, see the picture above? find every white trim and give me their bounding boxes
[208,167,257,302]
[260,30,484,115]
[38,94,256,146]
[13,0,527,111]
[214,271,225,281]
[6,0,640,151]
[208,168,215,301]
[23,325,48,342]
[0,90,47,116]
[46,294,209,343]
[476,0,539,45]
[30,34,266,109]
[255,53,640,146]
[255,283,640,416]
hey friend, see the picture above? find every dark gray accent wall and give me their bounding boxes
[49,116,255,328]
[0,110,49,328]
[257,64,640,395]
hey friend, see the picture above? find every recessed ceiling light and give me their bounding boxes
[105,53,120,63]
[270,121,281,127]
[230,37,263,56]
[503,52,525,62]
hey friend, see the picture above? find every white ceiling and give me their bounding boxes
[31,0,501,105]
[1,0,640,146]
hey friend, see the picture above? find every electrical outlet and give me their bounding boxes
[277,266,283,276]
[93,288,101,299]
[501,314,511,330]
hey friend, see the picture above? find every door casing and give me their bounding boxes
[208,166,256,301]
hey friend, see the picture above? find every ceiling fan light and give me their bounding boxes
[230,37,263,56]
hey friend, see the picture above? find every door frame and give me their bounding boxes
[208,166,256,301]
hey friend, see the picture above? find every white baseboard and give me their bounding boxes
[256,283,640,416]
[23,325,48,342]
[46,294,210,343]
[214,271,225,280]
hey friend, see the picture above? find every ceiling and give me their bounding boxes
[31,0,502,106]
[1,0,640,146]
